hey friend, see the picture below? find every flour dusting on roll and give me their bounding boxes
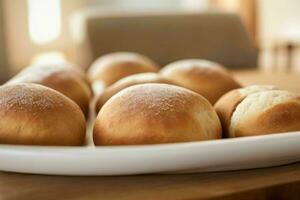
[95,73,176,112]
[229,90,300,137]
[214,85,277,137]
[215,85,300,137]
[160,59,241,104]
[88,52,159,87]
[0,83,86,146]
[93,83,221,145]
[6,63,92,118]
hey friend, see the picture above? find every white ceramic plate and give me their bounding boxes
[1,85,299,176]
[1,131,300,176]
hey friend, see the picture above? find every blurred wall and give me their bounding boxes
[212,0,256,42]
[258,0,300,45]
[88,0,184,10]
[4,0,299,72]
[2,0,89,73]
[258,0,300,71]
[87,0,210,11]
[3,0,208,73]
[0,0,9,83]
[2,0,212,73]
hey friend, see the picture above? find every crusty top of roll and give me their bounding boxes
[95,73,176,112]
[230,90,300,137]
[88,52,159,86]
[7,63,92,117]
[0,83,86,146]
[160,59,241,104]
[214,85,277,137]
[10,62,90,86]
[93,83,222,145]
[56,61,91,87]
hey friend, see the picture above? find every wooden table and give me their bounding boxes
[233,70,300,93]
[1,70,300,200]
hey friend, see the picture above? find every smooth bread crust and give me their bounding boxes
[93,83,222,145]
[0,83,86,146]
[214,85,277,137]
[7,63,92,118]
[230,90,300,137]
[88,52,159,86]
[95,73,176,112]
[160,59,241,104]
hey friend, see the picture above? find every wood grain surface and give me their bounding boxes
[1,162,300,200]
[233,70,300,93]
[0,70,300,200]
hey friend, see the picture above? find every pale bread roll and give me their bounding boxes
[0,83,86,146]
[93,83,222,145]
[88,52,159,86]
[230,90,300,137]
[160,59,241,104]
[215,85,300,137]
[95,73,176,112]
[214,85,277,137]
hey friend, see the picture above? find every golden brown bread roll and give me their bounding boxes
[215,86,300,137]
[0,83,86,146]
[56,61,91,88]
[7,63,92,118]
[88,52,159,86]
[160,59,241,104]
[93,83,222,145]
[214,85,277,137]
[95,73,176,112]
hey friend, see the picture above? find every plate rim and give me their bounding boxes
[0,130,299,152]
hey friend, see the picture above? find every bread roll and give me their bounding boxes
[0,83,86,146]
[215,86,300,137]
[88,52,159,86]
[160,59,241,104]
[55,61,91,87]
[7,63,92,118]
[66,63,92,88]
[93,83,222,145]
[95,73,176,112]
[214,85,277,137]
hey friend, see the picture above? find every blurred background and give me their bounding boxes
[0,0,300,83]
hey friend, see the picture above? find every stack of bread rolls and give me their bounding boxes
[0,62,90,146]
[1,51,299,146]
[7,62,92,117]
